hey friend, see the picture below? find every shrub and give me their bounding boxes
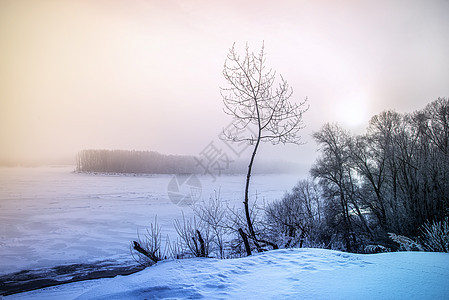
[263,180,324,249]
[420,217,449,252]
[131,217,164,266]
[388,233,424,251]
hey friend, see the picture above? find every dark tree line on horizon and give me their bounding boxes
[75,149,295,175]
[76,150,201,174]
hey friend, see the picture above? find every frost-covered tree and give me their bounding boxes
[311,123,368,251]
[264,179,324,248]
[310,98,449,250]
[221,43,308,253]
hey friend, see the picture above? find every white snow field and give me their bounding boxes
[0,166,301,275]
[6,248,449,300]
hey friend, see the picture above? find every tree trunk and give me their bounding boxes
[244,135,262,252]
[196,230,206,257]
[238,228,252,256]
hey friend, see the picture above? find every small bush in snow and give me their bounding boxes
[174,213,210,258]
[263,180,324,249]
[388,233,424,251]
[419,217,449,253]
[131,217,164,266]
[192,192,232,259]
[364,244,390,254]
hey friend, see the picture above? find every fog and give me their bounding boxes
[1,0,448,168]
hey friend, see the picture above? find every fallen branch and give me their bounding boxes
[133,241,161,264]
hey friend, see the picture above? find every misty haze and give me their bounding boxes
[1,0,449,299]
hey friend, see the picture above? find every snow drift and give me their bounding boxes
[6,248,449,299]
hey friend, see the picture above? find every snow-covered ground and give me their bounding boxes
[5,248,449,299]
[0,166,301,275]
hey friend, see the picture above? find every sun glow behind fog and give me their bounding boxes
[336,97,369,131]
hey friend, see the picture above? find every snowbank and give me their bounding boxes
[6,248,449,299]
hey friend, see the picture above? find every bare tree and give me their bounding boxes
[311,123,359,251]
[309,99,449,251]
[221,42,308,252]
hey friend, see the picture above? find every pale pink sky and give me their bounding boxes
[1,0,448,166]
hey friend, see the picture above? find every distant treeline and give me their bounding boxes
[75,149,296,174]
[76,150,201,174]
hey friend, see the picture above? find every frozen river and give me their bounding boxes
[0,166,303,275]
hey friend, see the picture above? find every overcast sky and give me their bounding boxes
[1,0,448,169]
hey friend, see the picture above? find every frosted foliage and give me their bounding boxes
[420,217,449,253]
[388,233,424,251]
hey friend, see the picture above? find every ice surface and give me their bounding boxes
[6,248,449,299]
[0,166,300,275]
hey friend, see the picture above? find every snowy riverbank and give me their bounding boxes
[5,248,449,299]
